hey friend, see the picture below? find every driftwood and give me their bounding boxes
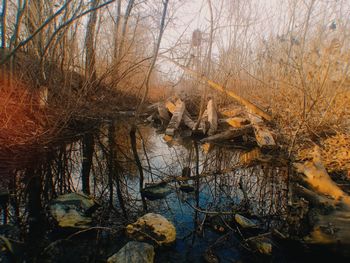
[158,103,170,122]
[200,109,209,135]
[294,147,350,248]
[207,99,218,135]
[165,100,195,129]
[201,126,253,143]
[201,142,213,154]
[247,111,276,148]
[220,107,244,118]
[165,100,185,136]
[165,100,176,113]
[293,183,336,207]
[225,117,250,128]
[146,102,160,113]
[307,209,350,247]
[294,159,350,206]
[163,57,272,121]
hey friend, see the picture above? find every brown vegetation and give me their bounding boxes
[0,0,349,173]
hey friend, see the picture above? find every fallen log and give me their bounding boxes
[165,100,176,113]
[306,209,350,247]
[294,154,350,206]
[165,100,185,136]
[220,107,244,118]
[247,111,276,148]
[200,109,209,135]
[201,126,253,143]
[165,100,195,129]
[158,103,170,122]
[162,57,272,121]
[207,99,218,135]
[292,147,350,250]
[293,183,336,208]
[225,117,250,128]
[146,102,160,113]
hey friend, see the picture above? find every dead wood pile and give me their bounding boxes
[146,96,277,151]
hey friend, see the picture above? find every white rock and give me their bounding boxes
[235,214,257,229]
[50,192,97,229]
[107,241,154,263]
[126,213,176,246]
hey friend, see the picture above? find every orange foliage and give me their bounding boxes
[0,78,45,148]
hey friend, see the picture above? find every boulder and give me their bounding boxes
[0,226,24,263]
[50,192,98,229]
[126,213,176,246]
[141,183,172,200]
[107,241,155,263]
[234,214,257,229]
[179,184,194,193]
[249,237,272,255]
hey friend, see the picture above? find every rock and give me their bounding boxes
[0,229,24,263]
[249,237,272,255]
[234,214,257,229]
[40,239,94,263]
[179,184,194,193]
[126,213,176,246]
[107,241,155,263]
[141,183,172,200]
[208,215,227,233]
[50,192,98,229]
[203,248,219,263]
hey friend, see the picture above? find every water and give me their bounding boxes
[126,125,289,262]
[0,122,291,262]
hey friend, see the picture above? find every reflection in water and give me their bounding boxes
[0,121,289,262]
[133,125,289,262]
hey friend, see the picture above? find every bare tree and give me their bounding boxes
[85,0,100,84]
[0,0,7,48]
[137,0,169,112]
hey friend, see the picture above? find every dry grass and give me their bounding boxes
[247,37,350,172]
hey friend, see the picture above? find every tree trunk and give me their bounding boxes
[85,0,99,84]
[118,0,135,60]
[137,0,169,114]
[82,132,94,195]
[113,0,122,61]
[0,0,7,48]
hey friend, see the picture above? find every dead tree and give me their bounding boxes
[80,1,100,195]
[137,0,169,113]
[0,0,7,48]
[113,0,122,61]
[117,0,135,60]
[85,0,99,85]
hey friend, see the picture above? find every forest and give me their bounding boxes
[0,0,349,262]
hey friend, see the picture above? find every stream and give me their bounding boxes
[0,121,345,262]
